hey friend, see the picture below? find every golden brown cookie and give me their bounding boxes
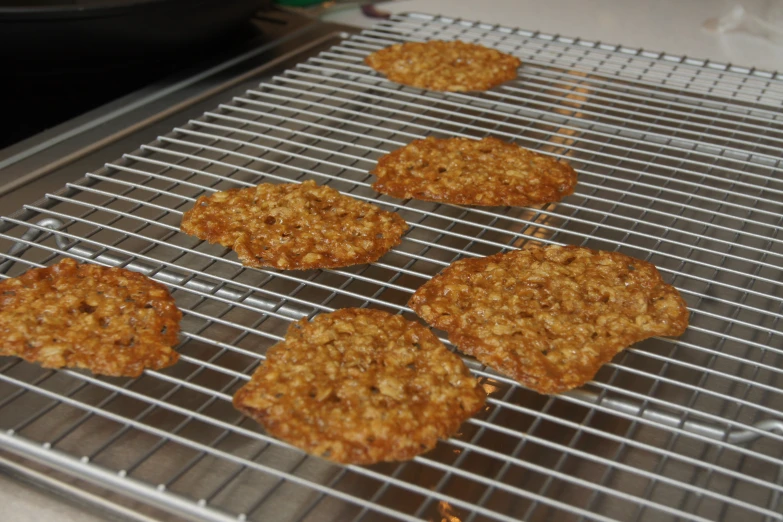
[233,308,486,465]
[409,246,689,394]
[365,40,521,92]
[372,136,577,207]
[0,258,181,377]
[180,180,408,270]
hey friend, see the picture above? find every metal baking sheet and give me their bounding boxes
[1,12,782,522]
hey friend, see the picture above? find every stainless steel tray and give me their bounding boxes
[1,12,782,522]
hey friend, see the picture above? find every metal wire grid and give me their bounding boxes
[1,12,782,522]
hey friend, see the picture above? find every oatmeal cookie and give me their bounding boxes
[372,136,577,207]
[409,246,689,394]
[365,40,521,92]
[180,180,408,270]
[0,258,181,377]
[233,308,486,464]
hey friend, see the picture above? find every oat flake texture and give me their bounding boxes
[0,258,182,377]
[180,180,408,270]
[409,246,689,394]
[372,136,577,207]
[365,40,521,92]
[233,308,486,465]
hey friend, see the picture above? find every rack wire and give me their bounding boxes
[1,12,782,522]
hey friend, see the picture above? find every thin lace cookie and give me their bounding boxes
[409,245,689,394]
[0,258,181,377]
[372,136,577,207]
[180,180,408,270]
[365,40,521,92]
[233,308,487,464]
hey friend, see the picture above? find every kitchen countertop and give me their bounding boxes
[326,0,783,72]
[3,1,781,521]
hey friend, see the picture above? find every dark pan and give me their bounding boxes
[1,0,272,64]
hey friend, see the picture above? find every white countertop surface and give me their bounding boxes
[325,0,783,72]
[3,1,781,521]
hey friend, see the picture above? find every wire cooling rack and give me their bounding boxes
[1,12,782,522]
